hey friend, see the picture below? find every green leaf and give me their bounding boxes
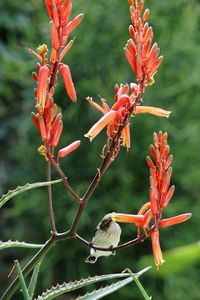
[0,240,43,251]
[35,273,132,300]
[28,263,41,299]
[75,277,133,300]
[138,242,200,278]
[14,260,30,300]
[35,267,151,300]
[0,179,62,208]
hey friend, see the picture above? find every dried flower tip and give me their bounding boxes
[27,48,42,63]
[58,140,81,160]
[85,110,117,141]
[160,213,192,228]
[60,64,77,102]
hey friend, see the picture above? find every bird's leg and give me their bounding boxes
[89,242,96,252]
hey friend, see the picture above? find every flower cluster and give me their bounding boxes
[85,0,170,151]
[30,0,83,160]
[125,0,163,87]
[112,131,191,269]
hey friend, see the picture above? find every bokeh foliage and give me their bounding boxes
[0,0,200,299]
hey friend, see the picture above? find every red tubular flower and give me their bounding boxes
[60,64,77,102]
[159,213,192,228]
[151,229,165,270]
[112,213,144,227]
[85,110,117,141]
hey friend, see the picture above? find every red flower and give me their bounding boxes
[111,132,191,269]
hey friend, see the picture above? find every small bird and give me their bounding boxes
[85,213,121,263]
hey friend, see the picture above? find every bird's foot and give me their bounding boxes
[110,245,116,255]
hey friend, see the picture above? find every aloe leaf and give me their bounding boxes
[75,277,133,300]
[35,273,132,300]
[0,240,43,251]
[15,260,30,300]
[35,267,151,300]
[28,263,41,299]
[0,179,62,208]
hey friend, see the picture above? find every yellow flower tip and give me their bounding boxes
[37,44,48,56]
[84,133,93,142]
[38,145,46,156]
[148,76,155,86]
[156,259,165,271]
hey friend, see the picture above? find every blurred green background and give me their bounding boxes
[0,0,200,299]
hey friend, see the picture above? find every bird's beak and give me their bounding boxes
[111,213,144,226]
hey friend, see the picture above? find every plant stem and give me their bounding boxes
[47,159,57,234]
[133,275,152,300]
[14,261,30,300]
[47,153,81,203]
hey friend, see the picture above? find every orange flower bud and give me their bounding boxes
[60,64,77,102]
[164,154,173,170]
[52,0,59,28]
[146,156,156,170]
[50,113,62,135]
[149,186,158,215]
[60,1,72,26]
[31,112,40,131]
[141,209,153,228]
[50,21,60,51]
[37,65,49,109]
[159,213,192,228]
[38,116,47,141]
[160,185,175,208]
[142,8,150,22]
[51,120,63,148]
[111,94,130,111]
[65,13,84,35]
[124,47,136,73]
[57,140,81,159]
[45,0,53,20]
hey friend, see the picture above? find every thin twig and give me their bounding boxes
[46,157,57,234]
[46,152,81,203]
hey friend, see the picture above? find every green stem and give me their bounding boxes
[133,275,152,300]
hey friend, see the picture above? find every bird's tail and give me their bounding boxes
[85,255,97,264]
